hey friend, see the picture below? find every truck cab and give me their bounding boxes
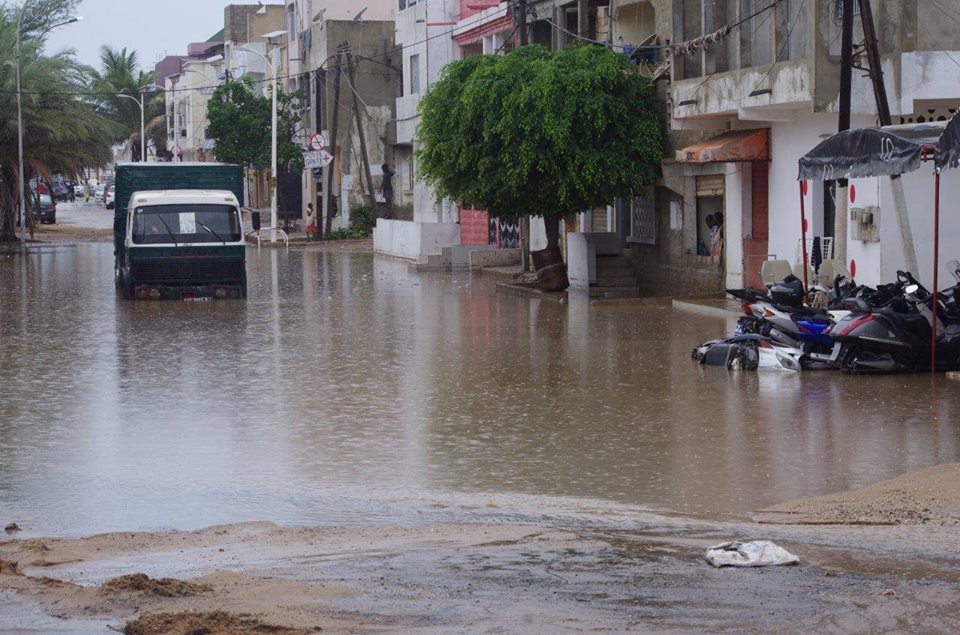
[118,190,246,300]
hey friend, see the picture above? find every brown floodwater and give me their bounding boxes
[0,243,957,536]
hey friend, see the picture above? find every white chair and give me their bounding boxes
[760,260,793,288]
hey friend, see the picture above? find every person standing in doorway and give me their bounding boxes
[380,163,395,218]
[711,211,724,257]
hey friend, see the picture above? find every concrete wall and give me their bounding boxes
[224,4,262,42]
[374,218,461,261]
[245,7,285,42]
[628,165,724,297]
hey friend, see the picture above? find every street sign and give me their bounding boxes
[310,133,326,150]
[304,149,334,169]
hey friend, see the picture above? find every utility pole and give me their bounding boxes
[834,0,855,268]
[857,0,917,276]
[345,50,378,213]
[518,0,529,271]
[857,0,890,126]
[323,47,344,237]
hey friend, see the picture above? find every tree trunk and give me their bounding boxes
[0,165,17,242]
[532,216,569,292]
[543,216,560,251]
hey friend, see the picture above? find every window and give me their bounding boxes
[833,0,860,20]
[409,54,421,94]
[627,187,657,245]
[287,4,296,38]
[132,205,242,245]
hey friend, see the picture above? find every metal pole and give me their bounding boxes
[518,0,529,271]
[270,46,278,242]
[931,171,940,373]
[140,88,146,162]
[324,50,343,237]
[834,0,855,269]
[16,14,26,249]
[799,181,809,289]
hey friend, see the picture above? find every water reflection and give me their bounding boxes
[0,244,957,536]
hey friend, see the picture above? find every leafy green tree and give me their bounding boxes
[0,5,112,240]
[416,44,665,282]
[206,77,304,173]
[89,46,166,161]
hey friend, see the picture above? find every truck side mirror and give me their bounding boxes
[251,211,261,232]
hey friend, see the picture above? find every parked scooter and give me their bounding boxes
[727,277,846,368]
[692,333,803,372]
[832,268,960,373]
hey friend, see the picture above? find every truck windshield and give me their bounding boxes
[131,205,241,245]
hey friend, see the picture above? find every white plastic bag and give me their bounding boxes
[704,540,799,567]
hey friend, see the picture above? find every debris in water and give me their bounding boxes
[704,540,799,567]
[101,573,212,598]
[120,610,311,635]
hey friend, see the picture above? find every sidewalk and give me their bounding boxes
[671,296,742,318]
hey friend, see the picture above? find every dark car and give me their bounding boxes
[35,194,57,224]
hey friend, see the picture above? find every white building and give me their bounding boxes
[669,0,960,290]
[375,0,528,263]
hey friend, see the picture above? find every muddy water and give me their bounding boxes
[1,243,958,536]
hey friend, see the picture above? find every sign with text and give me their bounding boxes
[304,149,334,169]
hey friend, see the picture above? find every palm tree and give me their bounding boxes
[0,12,113,241]
[90,46,166,162]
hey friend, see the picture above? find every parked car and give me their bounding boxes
[105,185,115,209]
[74,184,84,198]
[95,184,105,201]
[35,194,56,224]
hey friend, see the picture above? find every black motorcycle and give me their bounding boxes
[832,270,960,374]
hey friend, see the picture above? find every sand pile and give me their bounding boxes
[101,573,212,598]
[756,463,960,525]
[121,610,316,635]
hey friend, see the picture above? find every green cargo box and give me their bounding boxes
[113,162,245,265]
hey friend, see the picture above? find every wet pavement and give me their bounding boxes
[1,242,959,537]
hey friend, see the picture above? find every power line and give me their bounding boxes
[924,0,960,27]
[915,10,960,71]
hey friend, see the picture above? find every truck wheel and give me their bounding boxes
[119,269,134,300]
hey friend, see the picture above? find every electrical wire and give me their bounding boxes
[915,10,960,71]
[924,0,960,26]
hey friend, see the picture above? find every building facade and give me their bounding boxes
[278,0,398,231]
[669,0,960,290]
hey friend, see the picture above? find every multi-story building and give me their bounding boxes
[278,0,397,230]
[376,0,670,268]
[669,0,960,290]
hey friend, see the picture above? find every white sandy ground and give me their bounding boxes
[3,467,960,633]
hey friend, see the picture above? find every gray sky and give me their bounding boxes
[45,0,249,72]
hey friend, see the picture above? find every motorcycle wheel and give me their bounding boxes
[840,346,912,375]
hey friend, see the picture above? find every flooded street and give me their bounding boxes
[1,242,958,537]
[3,240,960,633]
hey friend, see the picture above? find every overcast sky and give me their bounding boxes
[44,0,265,72]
